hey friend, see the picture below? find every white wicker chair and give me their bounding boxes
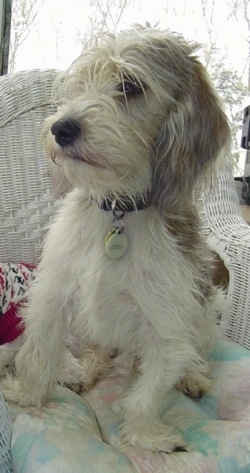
[0,69,57,264]
[0,69,250,350]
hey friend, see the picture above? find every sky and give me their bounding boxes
[12,0,250,75]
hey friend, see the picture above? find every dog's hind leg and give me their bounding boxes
[175,368,213,399]
[62,347,114,393]
[0,336,23,375]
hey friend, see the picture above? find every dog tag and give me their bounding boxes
[105,228,128,259]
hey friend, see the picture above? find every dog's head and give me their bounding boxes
[45,26,230,210]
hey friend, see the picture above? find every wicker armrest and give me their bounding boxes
[201,165,250,349]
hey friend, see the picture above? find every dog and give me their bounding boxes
[0,25,231,452]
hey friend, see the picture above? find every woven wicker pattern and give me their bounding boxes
[0,69,58,264]
[201,166,250,350]
[0,393,13,472]
[0,69,250,350]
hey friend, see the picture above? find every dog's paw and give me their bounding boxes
[64,381,86,394]
[0,375,52,407]
[119,419,187,453]
[176,371,213,399]
[62,349,113,393]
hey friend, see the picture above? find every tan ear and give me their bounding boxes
[151,61,231,211]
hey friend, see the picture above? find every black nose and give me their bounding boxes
[51,118,81,147]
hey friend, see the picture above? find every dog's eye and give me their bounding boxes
[117,79,145,97]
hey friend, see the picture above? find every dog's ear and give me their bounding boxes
[151,54,231,211]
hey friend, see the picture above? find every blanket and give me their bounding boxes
[1,263,250,472]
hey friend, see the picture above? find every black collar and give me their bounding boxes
[99,195,148,212]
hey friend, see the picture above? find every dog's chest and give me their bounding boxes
[73,229,142,348]
[58,194,180,348]
[56,202,138,344]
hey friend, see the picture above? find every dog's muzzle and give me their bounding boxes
[51,118,81,147]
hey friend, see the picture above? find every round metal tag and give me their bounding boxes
[105,229,128,259]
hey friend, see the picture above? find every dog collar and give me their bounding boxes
[99,195,148,212]
[97,195,148,260]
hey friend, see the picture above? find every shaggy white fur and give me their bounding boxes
[0,25,231,452]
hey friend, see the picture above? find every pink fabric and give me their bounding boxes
[0,263,36,344]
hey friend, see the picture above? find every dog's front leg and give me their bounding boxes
[120,335,187,452]
[0,276,67,407]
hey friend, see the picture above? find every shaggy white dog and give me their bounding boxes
[0,25,230,452]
